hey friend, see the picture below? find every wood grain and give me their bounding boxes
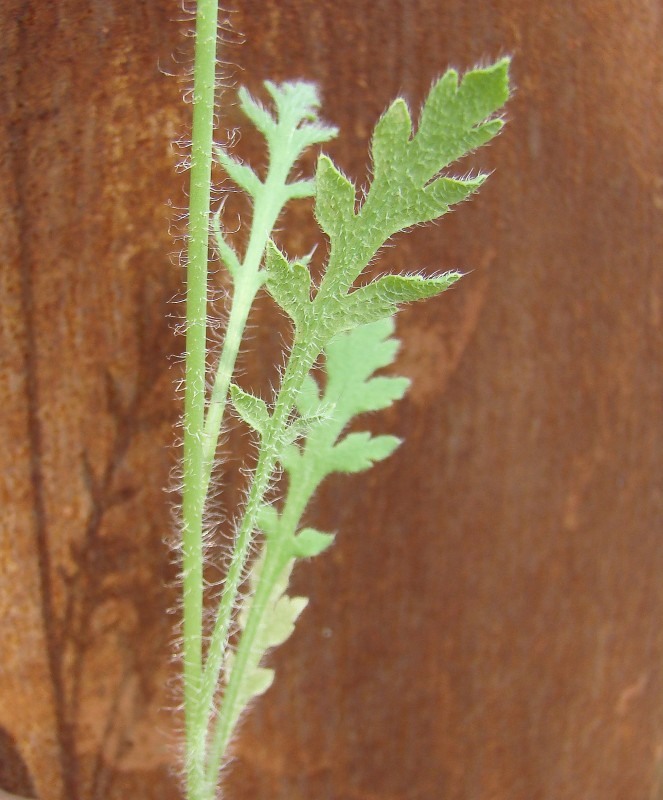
[1,1,661,799]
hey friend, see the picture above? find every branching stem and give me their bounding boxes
[181,10,510,797]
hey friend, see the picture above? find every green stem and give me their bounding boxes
[182,49,335,800]
[182,0,218,797]
[194,169,309,754]
[201,172,290,492]
[206,543,290,785]
[203,428,321,786]
[200,334,322,787]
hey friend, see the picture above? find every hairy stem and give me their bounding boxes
[205,542,290,786]
[201,165,292,493]
[184,51,333,800]
[182,0,218,796]
[201,333,322,786]
[204,418,320,787]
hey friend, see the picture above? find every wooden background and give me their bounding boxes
[1,1,662,799]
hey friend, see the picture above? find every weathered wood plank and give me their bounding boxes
[1,2,661,799]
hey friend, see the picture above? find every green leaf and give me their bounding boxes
[314,59,510,296]
[413,59,510,180]
[266,593,309,647]
[291,528,335,558]
[200,65,511,786]
[264,80,321,120]
[325,317,402,392]
[230,384,270,436]
[421,174,487,214]
[241,558,307,651]
[328,432,402,473]
[293,124,339,151]
[278,443,302,474]
[371,99,412,178]
[355,375,410,413]
[263,82,338,152]
[264,241,311,326]
[331,272,463,331]
[419,58,510,148]
[240,82,338,159]
[225,652,273,700]
[225,558,307,729]
[363,271,462,303]
[220,81,337,223]
[283,319,408,488]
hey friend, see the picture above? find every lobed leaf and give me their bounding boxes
[225,559,307,730]
[203,64,510,789]
[263,82,338,153]
[353,375,410,413]
[421,174,487,213]
[295,373,321,417]
[239,82,338,159]
[278,442,302,475]
[257,504,280,538]
[237,85,276,137]
[285,178,316,200]
[370,98,412,178]
[264,80,321,121]
[324,317,402,397]
[412,59,509,180]
[283,318,408,487]
[314,58,510,297]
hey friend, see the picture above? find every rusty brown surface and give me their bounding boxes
[1,1,662,799]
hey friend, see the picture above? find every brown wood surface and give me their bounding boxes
[2,1,662,799]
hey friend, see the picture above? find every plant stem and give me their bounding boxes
[184,34,326,798]
[183,0,218,796]
[205,543,290,787]
[203,410,321,788]
[200,330,322,787]
[201,169,291,494]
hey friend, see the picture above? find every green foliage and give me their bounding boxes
[182,17,510,797]
[283,318,409,489]
[214,81,337,202]
[215,319,412,743]
[229,384,270,437]
[312,58,510,300]
[223,557,307,732]
[263,59,510,344]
